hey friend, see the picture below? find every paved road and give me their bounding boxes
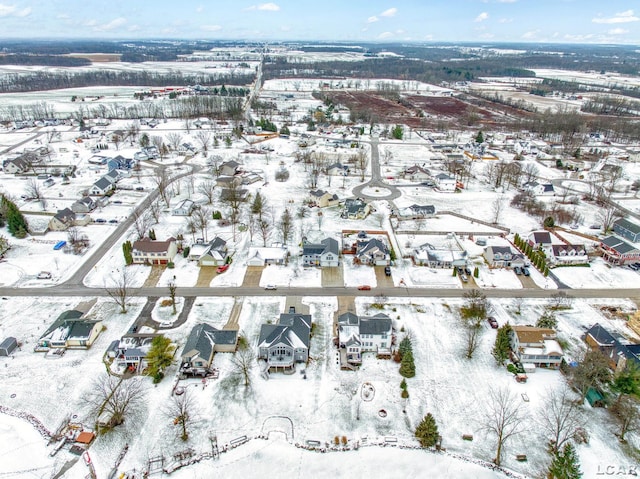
[352,136,401,201]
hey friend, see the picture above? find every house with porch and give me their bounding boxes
[247,245,288,266]
[355,238,390,266]
[36,310,103,351]
[509,326,563,369]
[257,312,311,372]
[106,332,160,375]
[600,235,640,265]
[613,218,640,244]
[527,231,554,257]
[71,196,97,214]
[337,312,393,367]
[435,173,456,192]
[551,244,588,265]
[585,323,640,373]
[131,237,177,265]
[396,204,435,219]
[302,237,340,267]
[413,242,468,269]
[180,323,238,377]
[89,176,115,196]
[219,160,241,177]
[309,189,340,208]
[189,237,228,266]
[402,164,431,181]
[483,246,525,269]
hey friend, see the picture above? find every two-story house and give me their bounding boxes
[302,237,340,267]
[89,176,115,196]
[551,244,588,265]
[355,238,390,266]
[309,189,340,208]
[131,237,177,265]
[585,323,640,373]
[218,160,241,177]
[527,231,554,257]
[613,218,640,244]
[189,237,228,267]
[342,198,371,219]
[600,235,640,265]
[483,245,525,269]
[258,312,312,372]
[337,312,393,368]
[509,326,563,369]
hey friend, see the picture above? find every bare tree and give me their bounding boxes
[168,279,177,315]
[132,210,152,240]
[106,267,132,314]
[598,204,620,233]
[540,386,586,454]
[153,167,171,206]
[610,394,640,442]
[258,219,272,247]
[482,387,525,466]
[491,195,505,224]
[151,136,166,160]
[279,208,293,244]
[230,344,255,387]
[571,348,612,402]
[88,374,145,432]
[192,206,211,241]
[194,130,212,155]
[198,179,216,204]
[460,290,489,359]
[24,178,43,202]
[354,149,369,182]
[522,163,539,184]
[167,132,183,152]
[112,133,122,150]
[165,389,196,441]
[125,121,140,146]
[149,199,162,224]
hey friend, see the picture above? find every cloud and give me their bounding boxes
[498,18,513,23]
[378,31,393,39]
[0,3,30,17]
[196,6,203,13]
[94,17,127,31]
[608,27,628,35]
[245,2,280,11]
[474,12,489,22]
[367,16,378,23]
[380,7,397,18]
[521,29,539,39]
[201,24,222,32]
[592,10,639,24]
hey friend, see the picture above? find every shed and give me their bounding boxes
[586,388,605,408]
[0,337,18,356]
[75,431,95,444]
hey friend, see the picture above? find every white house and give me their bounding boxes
[356,238,390,266]
[337,312,393,367]
[483,245,525,269]
[188,237,228,266]
[247,246,289,266]
[302,237,340,267]
[523,181,555,196]
[90,177,115,196]
[435,173,456,192]
[131,237,178,265]
[551,244,588,265]
[172,199,197,216]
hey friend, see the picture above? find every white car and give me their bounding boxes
[37,272,52,279]
[264,284,277,290]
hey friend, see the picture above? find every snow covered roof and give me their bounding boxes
[258,314,311,350]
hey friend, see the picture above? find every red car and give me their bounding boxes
[487,317,499,329]
[357,285,371,291]
[216,264,229,274]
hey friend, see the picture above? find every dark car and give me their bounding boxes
[384,266,391,276]
[522,267,530,276]
[95,218,106,223]
[464,267,472,276]
[109,219,118,224]
[487,317,499,329]
[514,266,522,275]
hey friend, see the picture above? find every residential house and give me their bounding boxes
[327,162,350,176]
[178,143,197,155]
[302,237,340,267]
[528,231,554,257]
[189,237,228,266]
[107,155,134,171]
[131,237,177,265]
[143,146,159,159]
[613,218,640,244]
[341,198,371,219]
[412,242,468,268]
[2,155,32,174]
[396,204,435,219]
[551,244,588,265]
[523,181,555,196]
[172,199,197,216]
[36,310,103,351]
[71,196,96,214]
[356,238,390,266]
[216,176,242,188]
[220,188,249,202]
[49,208,77,231]
[509,326,563,369]
[219,160,241,177]
[180,323,238,376]
[110,130,125,142]
[246,245,288,266]
[585,323,640,372]
[89,177,115,196]
[600,235,640,265]
[483,246,525,269]
[402,164,431,181]
[435,173,456,192]
[257,312,312,371]
[337,312,393,367]
[108,333,160,374]
[242,172,263,185]
[309,189,340,208]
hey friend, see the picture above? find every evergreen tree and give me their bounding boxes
[548,443,582,479]
[473,267,479,278]
[475,131,484,144]
[400,378,407,390]
[492,323,512,365]
[415,413,439,447]
[146,335,175,383]
[122,241,133,265]
[537,309,558,329]
[1,195,29,238]
[611,363,640,404]
[398,336,412,359]
[399,349,416,378]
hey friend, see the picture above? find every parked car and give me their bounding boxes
[264,284,277,290]
[37,271,52,279]
[464,267,472,276]
[95,218,106,223]
[357,285,371,291]
[217,264,229,274]
[384,266,391,276]
[522,267,530,276]
[460,273,469,283]
[514,266,522,275]
[135,186,144,191]
[487,317,499,329]
[109,219,118,224]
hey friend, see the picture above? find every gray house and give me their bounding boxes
[0,337,18,356]
[356,238,390,266]
[483,245,525,268]
[613,218,640,244]
[71,196,97,214]
[337,312,393,367]
[180,323,238,376]
[258,313,311,372]
[302,237,339,267]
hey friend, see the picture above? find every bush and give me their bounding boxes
[507,363,518,375]
[400,378,407,390]
[167,261,175,269]
[401,389,409,399]
[182,246,190,258]
[152,371,164,384]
